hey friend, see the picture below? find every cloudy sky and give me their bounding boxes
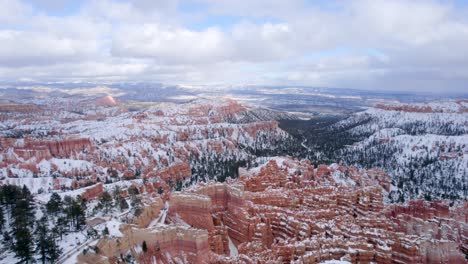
[1,0,468,93]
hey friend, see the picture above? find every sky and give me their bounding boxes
[1,0,468,93]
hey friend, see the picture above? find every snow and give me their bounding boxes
[1,176,71,194]
[51,158,93,173]
[228,236,238,257]
[319,260,352,264]
[333,101,468,201]
[55,230,90,264]
[148,201,169,228]
[105,219,123,237]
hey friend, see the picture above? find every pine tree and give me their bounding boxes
[46,193,63,216]
[46,237,62,264]
[70,199,86,231]
[116,196,129,211]
[11,187,35,263]
[55,216,68,239]
[142,241,148,253]
[0,206,4,232]
[102,226,109,236]
[35,216,49,264]
[35,215,62,263]
[2,231,11,250]
[98,191,113,214]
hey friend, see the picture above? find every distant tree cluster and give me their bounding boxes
[279,115,468,203]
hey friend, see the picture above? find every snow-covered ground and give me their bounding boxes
[333,100,468,201]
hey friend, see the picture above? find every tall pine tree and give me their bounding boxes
[11,186,35,263]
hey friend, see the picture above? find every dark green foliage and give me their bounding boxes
[279,115,468,202]
[98,191,113,213]
[0,185,23,208]
[35,216,50,264]
[142,241,148,253]
[69,199,86,230]
[46,192,63,216]
[10,186,35,263]
[128,185,139,196]
[113,187,129,212]
[55,216,68,240]
[188,125,304,188]
[2,231,11,249]
[0,205,4,232]
[278,116,367,165]
[102,226,109,236]
[0,185,85,262]
[116,196,129,211]
[63,195,86,231]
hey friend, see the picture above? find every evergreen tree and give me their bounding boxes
[46,193,63,216]
[142,241,148,253]
[11,187,35,263]
[2,231,11,250]
[116,196,129,211]
[62,196,86,231]
[35,216,62,263]
[46,237,62,264]
[35,216,49,264]
[70,199,86,231]
[98,191,113,214]
[0,206,4,232]
[55,216,68,239]
[102,226,109,236]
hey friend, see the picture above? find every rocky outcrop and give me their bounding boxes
[146,162,192,184]
[168,192,214,231]
[2,137,93,161]
[131,198,165,228]
[0,98,289,196]
[164,157,468,263]
[93,95,118,107]
[90,225,210,264]
[81,183,104,201]
[78,156,467,263]
[0,103,42,113]
[45,138,93,158]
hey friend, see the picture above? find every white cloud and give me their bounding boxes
[0,0,32,24]
[112,24,229,64]
[0,0,467,92]
[0,30,100,66]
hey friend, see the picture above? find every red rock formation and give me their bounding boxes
[93,95,118,107]
[5,137,93,161]
[81,183,104,200]
[91,225,211,264]
[168,192,214,231]
[163,157,467,264]
[146,161,192,184]
[45,138,93,158]
[0,103,42,113]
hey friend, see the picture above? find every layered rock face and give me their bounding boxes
[79,156,466,263]
[0,103,42,113]
[1,137,92,162]
[85,225,211,264]
[165,157,467,264]
[0,97,288,193]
